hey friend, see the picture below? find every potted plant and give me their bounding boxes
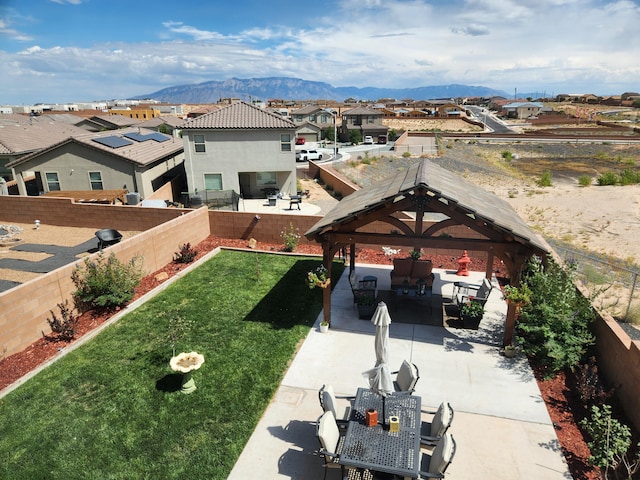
[503,284,532,309]
[409,249,422,260]
[305,265,330,289]
[319,320,329,333]
[460,300,484,328]
[503,344,517,358]
[355,290,377,319]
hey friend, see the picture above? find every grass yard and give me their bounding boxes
[0,250,344,480]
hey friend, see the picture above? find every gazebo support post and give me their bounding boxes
[349,243,356,275]
[502,253,528,347]
[322,245,333,326]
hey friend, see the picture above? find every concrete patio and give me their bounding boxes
[229,264,571,480]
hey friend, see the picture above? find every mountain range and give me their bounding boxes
[133,77,510,103]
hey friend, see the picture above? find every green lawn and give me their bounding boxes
[0,250,344,480]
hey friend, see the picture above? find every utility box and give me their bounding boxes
[126,192,141,205]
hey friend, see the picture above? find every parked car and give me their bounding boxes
[296,149,323,162]
[295,137,306,145]
[363,136,373,144]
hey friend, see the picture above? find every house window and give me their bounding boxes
[204,173,223,191]
[194,134,206,153]
[310,114,317,122]
[45,172,60,191]
[256,171,277,186]
[320,114,329,123]
[296,115,303,122]
[280,134,292,152]
[89,171,104,190]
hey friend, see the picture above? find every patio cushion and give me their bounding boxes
[430,402,453,437]
[319,384,337,419]
[410,260,434,287]
[395,360,419,392]
[318,411,340,453]
[427,433,455,474]
[390,258,414,286]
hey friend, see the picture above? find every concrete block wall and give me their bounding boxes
[0,207,210,359]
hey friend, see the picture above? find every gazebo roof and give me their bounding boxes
[305,159,548,255]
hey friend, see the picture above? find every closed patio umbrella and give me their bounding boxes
[363,301,394,426]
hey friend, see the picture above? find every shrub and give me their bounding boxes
[402,151,411,158]
[515,256,595,376]
[578,175,593,187]
[580,404,640,476]
[280,222,300,252]
[537,170,552,187]
[574,356,616,409]
[501,150,513,161]
[619,168,640,186]
[597,171,618,186]
[71,252,144,311]
[45,300,79,341]
[173,243,198,263]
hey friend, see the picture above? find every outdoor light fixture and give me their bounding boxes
[34,219,40,230]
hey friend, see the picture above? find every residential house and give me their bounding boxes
[7,127,185,200]
[137,116,185,137]
[180,101,297,199]
[0,117,88,182]
[75,114,142,132]
[501,102,544,119]
[290,105,336,142]
[340,106,389,142]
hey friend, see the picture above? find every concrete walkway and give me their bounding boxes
[229,264,571,480]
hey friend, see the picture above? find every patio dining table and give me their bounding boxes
[340,388,422,479]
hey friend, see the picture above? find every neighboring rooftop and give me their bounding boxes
[180,101,296,130]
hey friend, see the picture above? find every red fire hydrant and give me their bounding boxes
[456,250,470,276]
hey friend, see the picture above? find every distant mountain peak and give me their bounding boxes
[133,77,508,103]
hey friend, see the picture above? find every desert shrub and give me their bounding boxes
[280,222,300,252]
[173,243,198,263]
[619,168,640,186]
[538,170,552,187]
[402,151,411,158]
[72,252,144,311]
[501,150,513,161]
[515,256,595,376]
[598,171,618,186]
[45,300,79,341]
[579,175,593,187]
[348,129,362,145]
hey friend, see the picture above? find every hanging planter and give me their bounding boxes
[305,265,330,289]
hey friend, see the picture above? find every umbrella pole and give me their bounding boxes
[382,396,386,427]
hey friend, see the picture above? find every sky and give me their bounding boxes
[1,0,639,105]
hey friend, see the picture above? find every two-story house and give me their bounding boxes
[340,106,389,142]
[180,101,297,199]
[289,105,336,143]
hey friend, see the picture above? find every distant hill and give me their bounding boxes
[132,77,509,103]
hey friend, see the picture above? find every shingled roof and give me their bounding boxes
[306,159,548,255]
[180,101,296,130]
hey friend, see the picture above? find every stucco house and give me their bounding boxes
[290,105,336,143]
[501,102,544,119]
[180,101,298,199]
[340,106,389,142]
[7,127,185,200]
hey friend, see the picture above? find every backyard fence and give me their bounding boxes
[549,239,640,322]
[181,189,241,210]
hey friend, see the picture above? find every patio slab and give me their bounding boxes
[229,264,571,479]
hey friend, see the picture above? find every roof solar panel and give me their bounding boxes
[92,136,133,148]
[124,132,147,142]
[123,132,170,143]
[147,132,170,142]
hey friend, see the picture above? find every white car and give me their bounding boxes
[363,136,374,144]
[296,149,323,162]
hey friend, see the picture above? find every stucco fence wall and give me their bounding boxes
[0,205,210,358]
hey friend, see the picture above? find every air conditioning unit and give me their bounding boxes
[126,192,141,205]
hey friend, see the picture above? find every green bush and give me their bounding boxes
[71,252,144,311]
[538,170,552,187]
[578,175,593,187]
[45,300,79,341]
[501,150,513,161]
[515,257,595,376]
[619,168,640,186]
[280,222,300,252]
[597,171,618,186]
[402,151,411,158]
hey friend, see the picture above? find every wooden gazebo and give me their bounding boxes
[304,160,549,346]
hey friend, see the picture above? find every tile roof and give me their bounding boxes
[180,101,296,130]
[7,127,183,168]
[0,121,88,155]
[342,106,383,116]
[290,105,324,115]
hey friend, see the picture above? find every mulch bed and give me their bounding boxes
[0,235,601,479]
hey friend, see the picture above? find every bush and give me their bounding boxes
[619,168,640,186]
[574,356,616,409]
[597,171,618,186]
[45,300,78,341]
[280,222,300,252]
[578,175,593,187]
[402,151,411,158]
[71,252,144,311]
[174,243,197,263]
[501,150,513,161]
[515,256,595,376]
[538,170,552,187]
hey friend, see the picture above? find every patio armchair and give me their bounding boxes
[418,433,456,479]
[420,402,454,446]
[316,410,352,480]
[410,260,434,288]
[390,258,414,289]
[455,278,492,312]
[319,384,355,424]
[392,360,420,394]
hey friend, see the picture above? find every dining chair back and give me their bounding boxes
[394,360,420,393]
[419,433,456,478]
